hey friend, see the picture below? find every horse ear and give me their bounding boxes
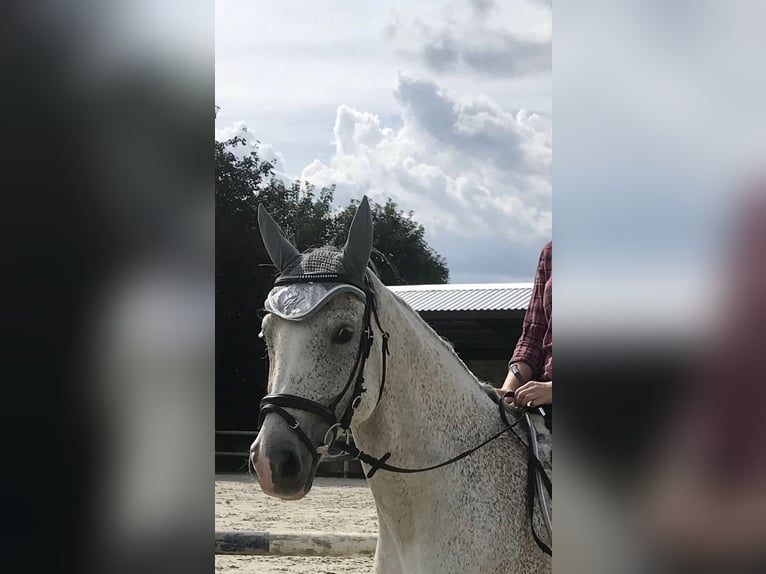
[342,196,373,280]
[258,204,301,271]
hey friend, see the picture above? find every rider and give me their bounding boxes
[499,240,552,429]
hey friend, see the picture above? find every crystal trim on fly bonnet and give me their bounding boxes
[265,248,368,321]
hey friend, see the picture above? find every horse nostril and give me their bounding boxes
[274,449,301,478]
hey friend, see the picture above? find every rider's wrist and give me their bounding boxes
[509,363,527,385]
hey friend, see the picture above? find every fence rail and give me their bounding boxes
[215,430,257,458]
[215,530,378,556]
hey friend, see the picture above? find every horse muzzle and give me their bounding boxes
[250,418,319,499]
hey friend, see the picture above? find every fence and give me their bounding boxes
[215,530,377,556]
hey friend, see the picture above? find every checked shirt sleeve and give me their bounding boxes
[509,242,551,380]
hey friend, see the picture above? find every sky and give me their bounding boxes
[215,0,552,283]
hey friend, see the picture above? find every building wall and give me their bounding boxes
[465,359,509,387]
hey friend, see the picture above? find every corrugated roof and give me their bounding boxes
[388,283,533,312]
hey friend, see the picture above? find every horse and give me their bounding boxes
[250,197,551,573]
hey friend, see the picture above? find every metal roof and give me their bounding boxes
[388,283,533,312]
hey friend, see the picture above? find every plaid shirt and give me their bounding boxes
[510,241,552,381]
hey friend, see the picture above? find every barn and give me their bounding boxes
[215,282,533,473]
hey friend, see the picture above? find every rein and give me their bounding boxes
[334,390,523,478]
[257,273,551,556]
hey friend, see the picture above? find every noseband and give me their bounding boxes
[257,273,389,463]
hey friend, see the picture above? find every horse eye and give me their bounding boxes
[334,326,354,344]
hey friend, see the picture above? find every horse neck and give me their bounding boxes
[353,278,502,467]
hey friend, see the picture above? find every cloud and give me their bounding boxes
[393,74,547,172]
[299,72,551,280]
[215,121,289,179]
[468,0,497,18]
[390,1,551,78]
[419,26,550,78]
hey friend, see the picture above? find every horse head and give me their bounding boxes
[250,197,381,499]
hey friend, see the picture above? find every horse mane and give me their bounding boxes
[370,271,485,390]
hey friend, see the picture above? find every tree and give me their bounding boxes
[257,181,335,251]
[330,198,449,285]
[215,134,275,432]
[215,133,341,432]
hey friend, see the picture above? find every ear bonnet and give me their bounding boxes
[258,197,373,321]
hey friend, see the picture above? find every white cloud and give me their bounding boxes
[215,121,289,179]
[300,72,551,280]
[215,0,553,281]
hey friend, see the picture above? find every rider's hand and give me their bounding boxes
[514,381,552,409]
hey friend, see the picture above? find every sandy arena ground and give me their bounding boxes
[215,474,378,573]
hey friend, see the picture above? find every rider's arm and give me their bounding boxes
[504,242,551,391]
[500,361,533,393]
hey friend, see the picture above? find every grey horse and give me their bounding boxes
[250,197,551,573]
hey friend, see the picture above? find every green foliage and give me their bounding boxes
[330,198,449,285]
[257,182,335,252]
[215,135,275,212]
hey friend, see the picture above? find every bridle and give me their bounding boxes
[256,271,552,556]
[258,272,390,465]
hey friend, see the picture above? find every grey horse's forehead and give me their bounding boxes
[265,282,365,321]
